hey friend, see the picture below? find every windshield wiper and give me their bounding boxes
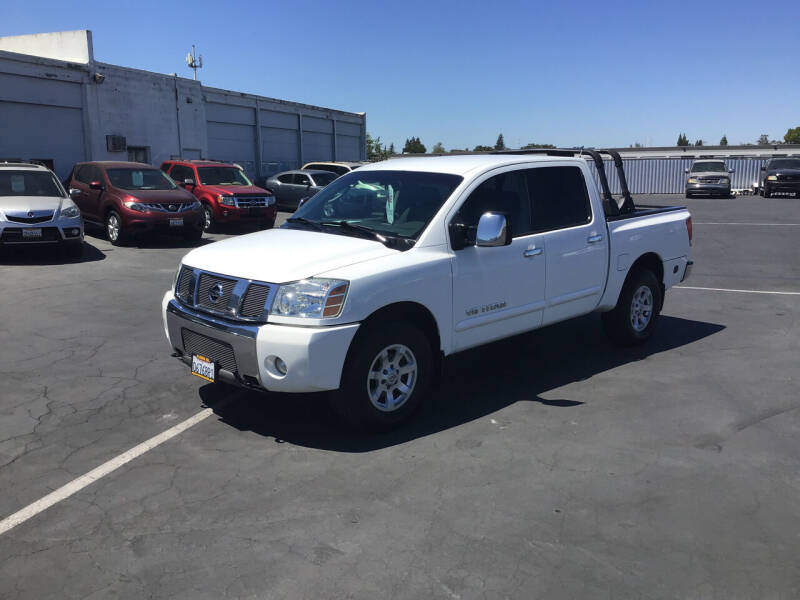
[286,216,323,231]
[319,220,413,250]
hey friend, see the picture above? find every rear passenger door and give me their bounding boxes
[450,168,547,352]
[529,165,609,325]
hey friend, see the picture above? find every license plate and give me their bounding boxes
[22,228,42,238]
[169,218,184,227]
[191,354,215,382]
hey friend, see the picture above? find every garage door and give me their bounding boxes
[206,103,256,176]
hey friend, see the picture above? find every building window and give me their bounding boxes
[128,147,150,164]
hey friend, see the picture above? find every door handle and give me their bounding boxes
[587,234,604,244]
[523,247,543,258]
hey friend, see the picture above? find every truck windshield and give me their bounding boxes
[197,167,252,186]
[768,159,800,170]
[107,168,177,190]
[288,170,462,242]
[690,162,727,173]
[0,170,65,197]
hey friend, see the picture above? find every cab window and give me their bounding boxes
[453,170,532,239]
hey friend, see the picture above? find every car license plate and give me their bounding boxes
[22,228,42,238]
[169,218,184,227]
[191,354,215,382]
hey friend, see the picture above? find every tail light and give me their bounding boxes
[685,216,693,246]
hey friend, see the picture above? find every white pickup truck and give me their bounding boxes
[162,149,692,429]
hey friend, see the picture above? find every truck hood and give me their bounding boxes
[181,227,398,283]
[202,184,269,195]
[689,171,728,177]
[0,195,66,215]
[125,188,196,202]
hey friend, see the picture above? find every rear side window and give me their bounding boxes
[527,166,591,232]
[277,174,293,184]
[454,170,532,238]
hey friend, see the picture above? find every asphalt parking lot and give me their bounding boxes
[1,194,799,599]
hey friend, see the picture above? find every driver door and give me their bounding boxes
[450,168,547,352]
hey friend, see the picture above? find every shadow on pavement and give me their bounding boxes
[204,314,724,452]
[0,240,105,264]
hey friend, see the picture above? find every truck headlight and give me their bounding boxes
[59,201,80,218]
[767,175,778,181]
[218,194,236,206]
[273,278,348,318]
[687,177,698,184]
[720,177,729,184]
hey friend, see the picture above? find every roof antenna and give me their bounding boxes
[186,45,203,81]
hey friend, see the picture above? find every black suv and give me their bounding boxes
[760,158,800,198]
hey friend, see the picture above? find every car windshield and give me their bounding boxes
[768,159,800,170]
[107,168,176,190]
[197,166,252,186]
[288,170,463,243]
[310,172,338,186]
[0,170,64,198]
[690,162,727,173]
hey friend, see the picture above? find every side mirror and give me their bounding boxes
[69,188,81,198]
[729,168,735,173]
[298,196,311,208]
[760,166,766,171]
[183,178,195,187]
[684,168,689,174]
[476,212,510,247]
[89,181,104,191]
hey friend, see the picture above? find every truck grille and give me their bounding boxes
[181,328,238,374]
[196,273,238,312]
[698,177,721,184]
[240,283,271,318]
[140,203,195,212]
[174,267,276,322]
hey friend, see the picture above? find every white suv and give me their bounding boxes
[0,162,84,257]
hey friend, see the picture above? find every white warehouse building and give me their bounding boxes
[0,30,367,180]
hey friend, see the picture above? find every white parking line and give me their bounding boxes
[675,286,800,296]
[0,396,236,536]
[694,222,800,226]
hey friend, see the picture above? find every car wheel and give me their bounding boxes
[763,186,771,198]
[105,210,127,246]
[602,268,662,346]
[202,204,215,232]
[330,321,433,431]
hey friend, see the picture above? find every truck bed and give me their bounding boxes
[605,204,687,222]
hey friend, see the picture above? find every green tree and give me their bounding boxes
[784,127,800,144]
[473,145,493,152]
[694,139,703,146]
[758,134,769,145]
[494,133,506,150]
[677,133,689,146]
[432,142,446,154]
[521,142,555,149]
[720,135,728,146]
[403,137,426,153]
[388,143,395,155]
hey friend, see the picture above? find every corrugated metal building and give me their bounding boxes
[0,30,366,180]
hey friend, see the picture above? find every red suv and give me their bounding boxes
[65,162,203,246]
[160,160,276,232]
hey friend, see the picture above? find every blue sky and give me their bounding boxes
[3,0,799,150]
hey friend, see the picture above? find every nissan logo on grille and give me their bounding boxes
[208,283,224,304]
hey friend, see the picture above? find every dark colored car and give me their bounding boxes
[263,169,339,210]
[65,162,203,246]
[684,160,733,198]
[759,158,800,198]
[160,160,276,232]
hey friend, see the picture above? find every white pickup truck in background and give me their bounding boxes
[162,149,693,429]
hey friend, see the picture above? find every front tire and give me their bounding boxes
[331,321,433,431]
[202,204,215,232]
[105,210,127,246]
[763,186,771,198]
[602,268,662,346]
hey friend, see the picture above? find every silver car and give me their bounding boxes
[685,160,734,198]
[0,162,84,257]
[263,169,339,211]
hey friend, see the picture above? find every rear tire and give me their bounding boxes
[105,210,127,246]
[602,268,662,346]
[330,321,433,431]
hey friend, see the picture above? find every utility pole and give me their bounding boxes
[186,45,203,81]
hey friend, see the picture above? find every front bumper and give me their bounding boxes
[124,210,203,233]
[686,183,730,195]
[765,181,800,194]
[163,293,359,393]
[213,204,277,224]
[0,217,84,245]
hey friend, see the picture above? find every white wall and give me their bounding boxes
[0,30,93,64]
